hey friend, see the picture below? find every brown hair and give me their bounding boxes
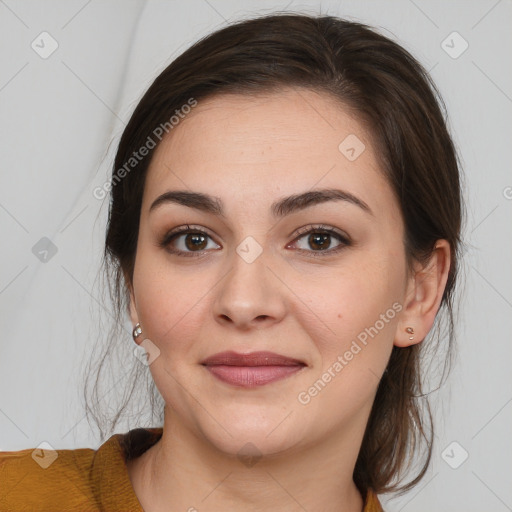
[84,12,464,496]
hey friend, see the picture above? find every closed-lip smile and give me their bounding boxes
[201,350,307,387]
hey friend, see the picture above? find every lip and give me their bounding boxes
[201,351,306,388]
[201,350,305,367]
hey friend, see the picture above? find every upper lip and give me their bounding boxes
[201,351,306,367]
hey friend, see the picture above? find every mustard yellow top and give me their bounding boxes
[0,428,383,511]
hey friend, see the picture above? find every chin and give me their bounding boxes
[199,416,305,461]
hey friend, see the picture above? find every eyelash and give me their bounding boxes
[159,224,351,259]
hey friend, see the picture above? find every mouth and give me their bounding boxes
[201,350,307,388]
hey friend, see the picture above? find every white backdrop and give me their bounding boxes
[1,1,511,511]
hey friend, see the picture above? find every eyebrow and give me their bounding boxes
[149,188,373,218]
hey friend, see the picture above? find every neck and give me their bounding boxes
[128,408,367,512]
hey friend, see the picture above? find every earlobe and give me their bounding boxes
[394,240,451,348]
[394,325,421,348]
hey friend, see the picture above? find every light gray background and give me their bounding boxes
[1,1,511,511]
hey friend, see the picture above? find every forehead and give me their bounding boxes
[142,88,398,222]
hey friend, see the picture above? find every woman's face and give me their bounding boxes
[129,88,412,457]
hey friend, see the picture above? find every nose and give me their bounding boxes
[212,246,287,330]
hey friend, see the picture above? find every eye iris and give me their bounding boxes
[309,233,330,251]
[174,229,337,253]
[185,233,207,251]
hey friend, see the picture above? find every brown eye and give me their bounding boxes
[160,224,350,258]
[183,233,208,251]
[159,225,220,256]
[306,233,331,251]
[289,225,351,258]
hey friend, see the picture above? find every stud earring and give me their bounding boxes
[405,327,414,340]
[132,323,142,342]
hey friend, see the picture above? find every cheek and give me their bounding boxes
[132,253,209,350]
[292,255,404,422]
[299,252,405,371]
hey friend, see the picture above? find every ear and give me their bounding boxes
[395,240,451,347]
[126,276,139,328]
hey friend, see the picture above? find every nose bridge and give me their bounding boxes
[213,237,286,327]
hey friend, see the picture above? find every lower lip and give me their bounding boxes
[204,365,305,387]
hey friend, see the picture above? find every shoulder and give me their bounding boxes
[0,428,162,511]
[0,445,98,510]
[363,488,384,512]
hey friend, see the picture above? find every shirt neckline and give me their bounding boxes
[92,427,381,512]
[92,427,163,511]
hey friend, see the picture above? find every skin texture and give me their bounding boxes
[125,88,451,512]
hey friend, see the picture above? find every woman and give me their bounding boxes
[0,12,462,512]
